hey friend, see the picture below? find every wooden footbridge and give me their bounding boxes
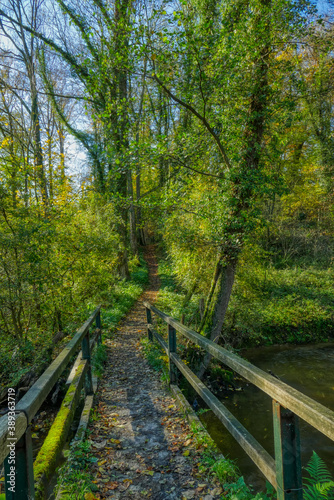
[1,303,334,500]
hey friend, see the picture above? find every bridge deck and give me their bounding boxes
[86,249,222,499]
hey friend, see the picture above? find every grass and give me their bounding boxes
[154,249,334,347]
[188,420,239,485]
[139,337,169,384]
[91,344,108,378]
[55,440,98,499]
[226,258,334,346]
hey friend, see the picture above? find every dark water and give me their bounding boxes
[201,342,334,489]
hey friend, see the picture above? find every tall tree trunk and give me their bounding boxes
[128,168,138,255]
[197,262,236,379]
[112,0,132,278]
[197,0,271,379]
[58,123,66,183]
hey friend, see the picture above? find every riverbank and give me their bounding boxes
[155,255,334,347]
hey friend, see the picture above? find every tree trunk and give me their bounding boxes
[128,168,138,255]
[197,262,236,379]
[196,0,271,379]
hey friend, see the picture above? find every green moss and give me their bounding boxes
[34,368,85,499]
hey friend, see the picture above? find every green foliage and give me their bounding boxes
[188,421,239,485]
[303,452,334,500]
[55,440,97,499]
[92,344,107,378]
[139,337,169,384]
[155,259,203,330]
[0,222,148,388]
[223,476,275,500]
[225,243,334,345]
[156,239,334,347]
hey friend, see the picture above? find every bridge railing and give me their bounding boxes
[144,301,334,500]
[0,306,102,500]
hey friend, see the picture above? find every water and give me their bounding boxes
[201,342,334,489]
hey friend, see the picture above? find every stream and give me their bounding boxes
[200,342,334,490]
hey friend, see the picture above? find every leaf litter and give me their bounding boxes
[86,247,222,499]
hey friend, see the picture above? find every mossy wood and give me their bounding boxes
[0,307,101,466]
[144,301,334,499]
[33,359,88,500]
[1,307,101,500]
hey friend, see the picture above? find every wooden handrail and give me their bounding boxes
[144,301,334,500]
[0,306,101,486]
[144,301,334,441]
[148,324,277,487]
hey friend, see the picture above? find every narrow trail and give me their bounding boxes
[87,246,221,500]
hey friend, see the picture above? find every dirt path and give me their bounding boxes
[87,246,221,499]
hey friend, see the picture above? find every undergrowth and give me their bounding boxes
[155,250,334,347]
[92,344,108,378]
[303,451,334,500]
[55,440,97,499]
[140,337,169,384]
[0,254,148,389]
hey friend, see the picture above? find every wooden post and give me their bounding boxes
[95,311,102,345]
[168,324,177,384]
[82,330,94,395]
[146,307,153,341]
[273,401,303,500]
[96,311,102,345]
[5,426,35,499]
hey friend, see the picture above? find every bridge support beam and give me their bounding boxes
[146,307,153,341]
[168,324,177,384]
[4,426,35,500]
[273,401,303,500]
[82,330,93,395]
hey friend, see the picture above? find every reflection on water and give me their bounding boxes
[201,342,334,490]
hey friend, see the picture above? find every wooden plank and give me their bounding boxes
[149,325,168,354]
[74,395,94,442]
[0,308,100,465]
[144,301,334,442]
[15,307,100,423]
[168,324,177,384]
[146,307,153,341]
[82,331,93,395]
[170,351,277,488]
[66,330,99,386]
[0,412,27,464]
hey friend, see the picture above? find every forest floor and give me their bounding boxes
[85,246,222,500]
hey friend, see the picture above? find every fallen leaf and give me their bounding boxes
[92,440,107,449]
[142,470,154,476]
[107,482,119,490]
[84,494,97,500]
